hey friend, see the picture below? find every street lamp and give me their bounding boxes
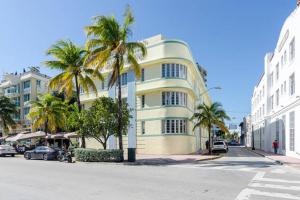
[197,86,222,152]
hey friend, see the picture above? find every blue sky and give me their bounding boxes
[0,0,297,123]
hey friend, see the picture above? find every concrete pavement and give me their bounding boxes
[0,147,299,200]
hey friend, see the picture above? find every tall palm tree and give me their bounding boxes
[28,94,67,134]
[0,96,18,135]
[44,40,103,147]
[85,7,147,160]
[192,102,230,154]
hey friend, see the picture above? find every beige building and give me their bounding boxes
[81,35,212,155]
[0,68,50,135]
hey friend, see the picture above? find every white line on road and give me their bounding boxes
[249,182,300,191]
[234,188,300,200]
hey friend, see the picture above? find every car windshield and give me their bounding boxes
[214,142,224,145]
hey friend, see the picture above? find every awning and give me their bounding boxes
[18,131,47,141]
[5,133,25,142]
[45,132,79,139]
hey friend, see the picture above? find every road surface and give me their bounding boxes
[0,147,299,200]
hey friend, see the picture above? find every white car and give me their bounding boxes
[0,145,17,157]
[212,141,228,153]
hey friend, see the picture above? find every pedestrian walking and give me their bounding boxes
[272,140,279,154]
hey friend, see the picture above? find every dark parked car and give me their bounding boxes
[228,140,239,146]
[24,146,59,160]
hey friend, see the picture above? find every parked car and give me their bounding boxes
[0,145,17,157]
[212,141,228,153]
[228,140,239,146]
[24,146,59,160]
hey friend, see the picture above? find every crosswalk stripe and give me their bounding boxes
[235,188,300,200]
[249,182,300,191]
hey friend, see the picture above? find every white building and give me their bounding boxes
[0,68,50,135]
[251,5,300,158]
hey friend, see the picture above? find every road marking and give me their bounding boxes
[270,168,286,174]
[249,182,300,191]
[235,188,300,200]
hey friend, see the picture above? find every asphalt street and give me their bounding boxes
[0,147,299,200]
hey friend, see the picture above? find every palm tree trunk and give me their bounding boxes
[117,60,124,162]
[74,75,86,148]
[208,124,212,155]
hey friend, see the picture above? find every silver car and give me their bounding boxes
[0,145,17,157]
[212,141,228,153]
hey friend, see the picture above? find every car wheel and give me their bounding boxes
[11,154,15,157]
[24,153,31,160]
[43,154,48,161]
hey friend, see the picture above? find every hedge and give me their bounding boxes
[75,148,124,162]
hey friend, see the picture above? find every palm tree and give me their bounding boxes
[85,7,147,160]
[28,94,67,134]
[0,96,18,135]
[192,102,230,154]
[44,40,103,147]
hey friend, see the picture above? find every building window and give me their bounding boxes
[36,80,41,87]
[121,73,127,86]
[161,119,187,134]
[23,80,31,89]
[101,81,105,90]
[270,72,274,88]
[23,107,30,118]
[289,73,295,96]
[289,111,295,151]
[24,94,30,102]
[284,81,287,94]
[270,95,274,110]
[276,89,279,106]
[141,121,145,135]
[141,68,145,82]
[141,95,145,108]
[162,92,187,106]
[161,63,187,79]
[284,50,287,65]
[289,38,295,61]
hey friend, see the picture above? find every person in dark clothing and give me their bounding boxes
[272,140,279,154]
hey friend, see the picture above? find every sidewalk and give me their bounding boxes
[129,154,222,166]
[247,148,300,169]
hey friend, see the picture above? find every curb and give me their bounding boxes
[196,155,223,162]
[244,147,284,165]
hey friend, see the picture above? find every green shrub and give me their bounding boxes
[75,148,123,162]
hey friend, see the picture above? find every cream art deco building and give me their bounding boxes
[0,68,50,135]
[251,5,300,158]
[81,34,211,155]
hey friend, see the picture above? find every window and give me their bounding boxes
[24,94,30,102]
[36,80,41,87]
[284,81,287,94]
[289,73,295,96]
[162,92,187,106]
[270,95,274,110]
[121,73,127,85]
[23,107,30,118]
[270,72,274,87]
[276,89,279,106]
[101,81,105,90]
[281,84,283,95]
[289,38,295,61]
[13,97,20,107]
[141,68,145,82]
[162,64,166,78]
[161,63,187,79]
[141,121,145,135]
[276,64,279,80]
[262,104,265,116]
[289,111,295,151]
[161,119,187,134]
[284,50,287,65]
[23,80,30,89]
[141,95,145,108]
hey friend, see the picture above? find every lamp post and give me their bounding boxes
[252,125,255,150]
[197,86,222,152]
